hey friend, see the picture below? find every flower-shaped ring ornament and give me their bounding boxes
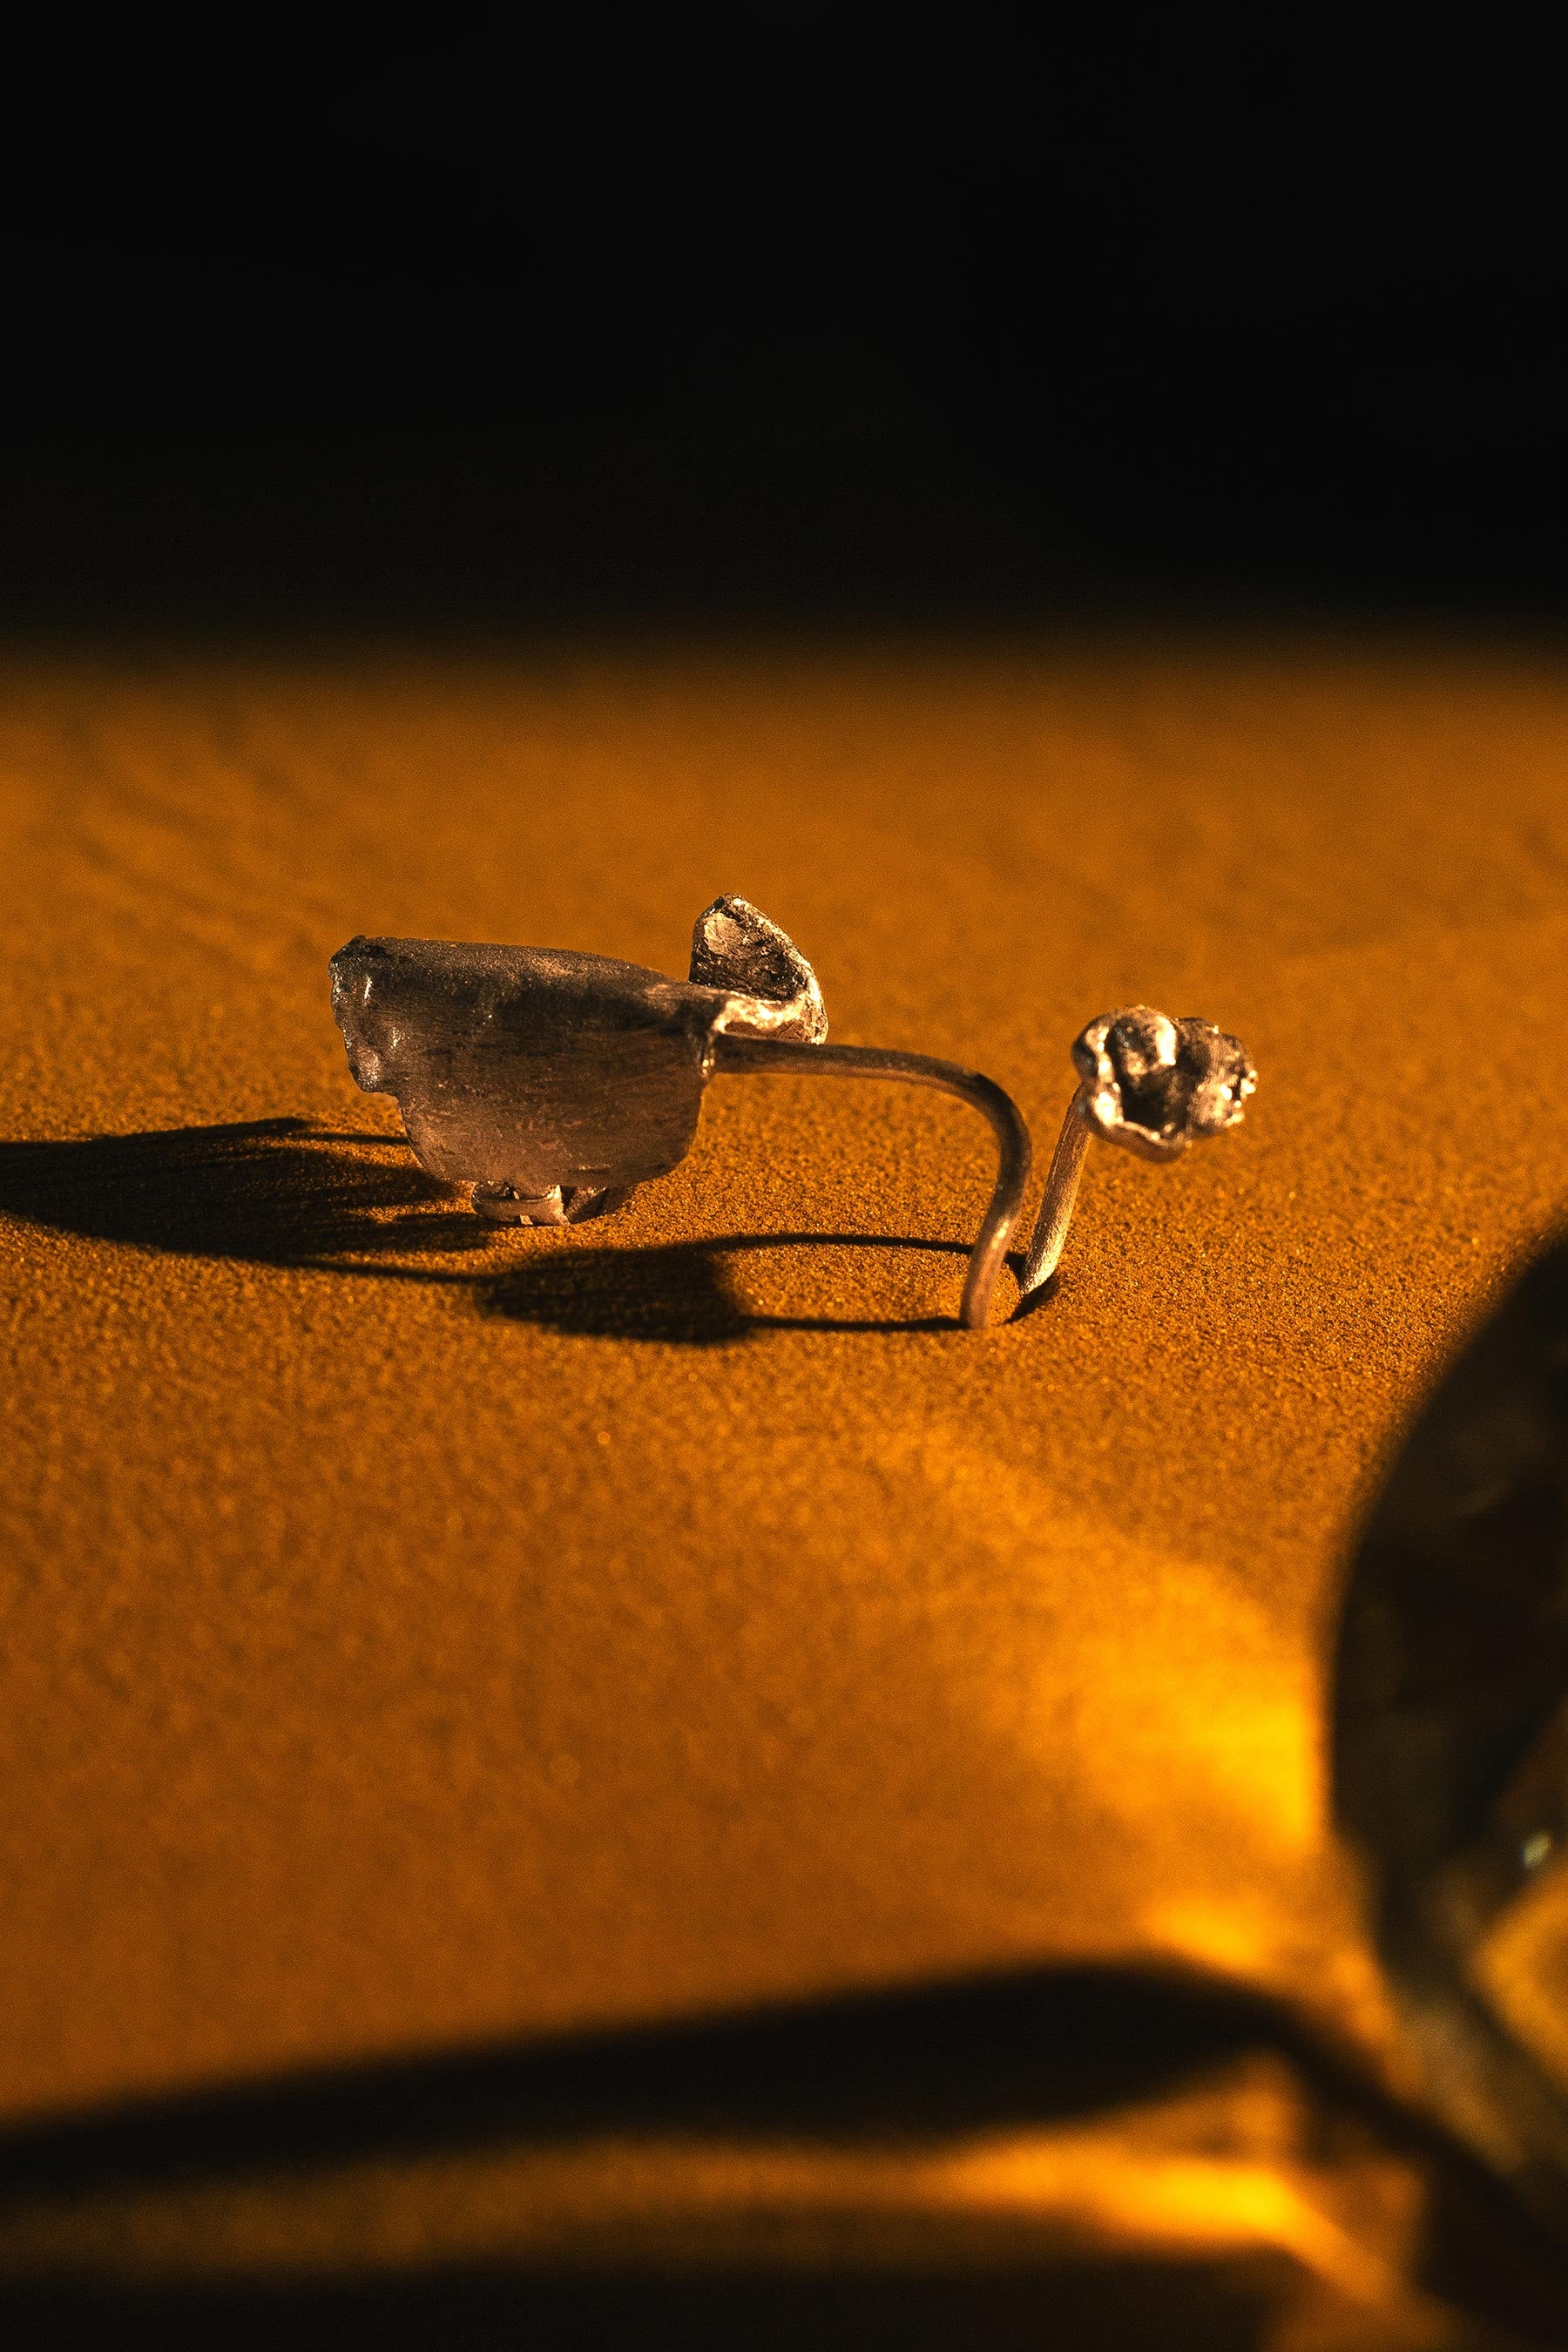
[1015,1005,1256,1303]
[329,896,1031,1330]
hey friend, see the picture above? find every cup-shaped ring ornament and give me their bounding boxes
[1016,1004,1256,1302]
[330,896,1031,1330]
[1075,1006,1256,1163]
[1335,1235,1568,2247]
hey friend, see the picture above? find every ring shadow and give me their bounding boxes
[0,1119,982,1343]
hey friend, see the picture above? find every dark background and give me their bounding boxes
[3,14,1561,634]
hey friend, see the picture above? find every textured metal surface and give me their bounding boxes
[331,936,717,1218]
[330,898,1029,1327]
[1017,1008,1256,1301]
[1074,1006,1255,1165]
[329,896,826,1227]
[687,898,827,1044]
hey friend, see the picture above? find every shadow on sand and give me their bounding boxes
[0,1119,982,1342]
[3,1959,1515,2352]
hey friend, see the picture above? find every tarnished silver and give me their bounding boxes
[330,896,1031,1330]
[1017,1005,1256,1302]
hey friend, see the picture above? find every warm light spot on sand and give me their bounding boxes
[906,1436,1321,1853]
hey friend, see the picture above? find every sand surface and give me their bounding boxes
[3,632,1566,2137]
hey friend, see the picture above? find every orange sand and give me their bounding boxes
[3,632,1566,2145]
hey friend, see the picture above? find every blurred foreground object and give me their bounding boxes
[1335,1232,1568,2244]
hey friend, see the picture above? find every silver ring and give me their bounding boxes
[331,896,1031,1330]
[329,904,1256,1332]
